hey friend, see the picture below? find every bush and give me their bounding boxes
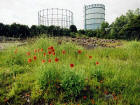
[37,65,61,90]
[70,25,77,33]
[61,70,85,97]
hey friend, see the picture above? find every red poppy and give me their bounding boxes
[83,96,87,100]
[43,53,46,56]
[104,90,108,95]
[70,64,74,68]
[78,50,82,54]
[96,61,99,65]
[28,58,32,63]
[27,52,30,56]
[62,50,66,54]
[48,51,51,55]
[34,49,37,53]
[91,99,95,104]
[42,59,46,63]
[48,59,51,63]
[52,49,55,52]
[41,48,43,52]
[48,46,54,50]
[38,49,40,52]
[55,58,59,62]
[52,52,55,56]
[48,47,51,50]
[113,96,117,100]
[50,46,54,49]
[89,56,92,59]
[33,56,37,60]
[14,50,17,54]
[14,49,18,54]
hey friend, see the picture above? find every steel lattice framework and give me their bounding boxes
[38,8,73,28]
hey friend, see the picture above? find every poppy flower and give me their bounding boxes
[62,50,66,54]
[52,52,55,56]
[78,50,82,54]
[104,90,108,95]
[89,56,92,59]
[43,53,46,56]
[48,46,54,50]
[34,49,37,53]
[50,46,54,49]
[14,50,17,54]
[41,48,43,52]
[38,49,40,52]
[91,99,95,104]
[48,59,51,63]
[113,96,117,100]
[83,96,87,100]
[48,47,51,50]
[48,51,51,55]
[27,52,30,56]
[96,61,99,65]
[52,49,55,52]
[70,64,74,68]
[33,56,37,60]
[55,58,59,62]
[42,59,46,63]
[28,58,32,63]
[14,49,18,54]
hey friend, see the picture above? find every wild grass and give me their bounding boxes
[0,37,140,105]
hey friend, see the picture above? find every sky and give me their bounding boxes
[0,0,140,29]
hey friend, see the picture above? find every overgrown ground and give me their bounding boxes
[0,37,140,105]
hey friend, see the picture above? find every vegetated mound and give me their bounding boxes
[54,37,122,49]
[0,36,122,51]
[0,38,140,105]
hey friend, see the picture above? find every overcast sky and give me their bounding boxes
[0,0,140,29]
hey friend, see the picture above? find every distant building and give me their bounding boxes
[84,4,105,30]
[38,8,73,28]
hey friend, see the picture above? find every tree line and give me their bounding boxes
[83,8,140,40]
[0,8,140,40]
[0,23,78,38]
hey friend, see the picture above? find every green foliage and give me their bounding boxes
[70,32,76,38]
[70,25,77,33]
[109,8,140,40]
[0,38,140,104]
[61,70,84,97]
[37,65,61,90]
[85,30,96,37]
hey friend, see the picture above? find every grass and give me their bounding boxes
[0,37,140,105]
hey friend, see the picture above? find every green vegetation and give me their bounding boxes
[0,8,140,40]
[0,37,140,105]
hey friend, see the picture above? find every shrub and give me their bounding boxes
[37,65,61,90]
[60,70,85,97]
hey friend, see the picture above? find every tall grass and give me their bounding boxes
[0,38,140,105]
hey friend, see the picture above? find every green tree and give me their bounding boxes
[0,23,5,36]
[19,25,30,38]
[30,25,39,37]
[100,21,109,38]
[70,25,77,33]
[120,15,140,40]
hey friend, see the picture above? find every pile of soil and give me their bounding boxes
[55,37,122,49]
